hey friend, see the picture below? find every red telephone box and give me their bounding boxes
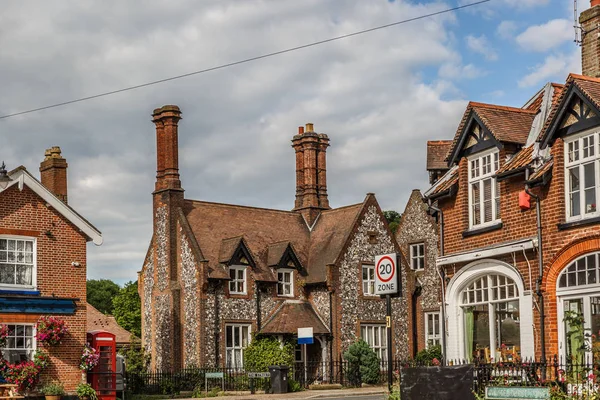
[87,331,116,400]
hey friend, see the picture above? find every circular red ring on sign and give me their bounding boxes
[376,255,395,283]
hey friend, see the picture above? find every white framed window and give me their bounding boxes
[225,324,251,368]
[461,274,520,362]
[360,324,387,361]
[277,269,293,297]
[0,237,36,289]
[229,265,247,295]
[362,264,375,296]
[1,324,35,364]
[564,131,600,221]
[468,150,500,228]
[425,312,441,348]
[410,243,425,270]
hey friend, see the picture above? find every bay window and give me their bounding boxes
[0,237,35,288]
[565,132,600,221]
[468,150,500,228]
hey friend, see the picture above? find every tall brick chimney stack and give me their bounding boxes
[39,146,68,203]
[152,105,183,192]
[581,0,600,77]
[292,123,331,226]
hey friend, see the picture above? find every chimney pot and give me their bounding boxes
[298,126,304,135]
[305,123,314,132]
[592,0,600,7]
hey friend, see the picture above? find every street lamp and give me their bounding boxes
[0,162,12,190]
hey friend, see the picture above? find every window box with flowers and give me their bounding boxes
[36,316,68,347]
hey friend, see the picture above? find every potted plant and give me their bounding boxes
[76,383,97,400]
[40,382,65,400]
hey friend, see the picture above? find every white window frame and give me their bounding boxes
[564,130,600,222]
[225,323,251,368]
[425,312,441,348]
[0,236,37,290]
[362,264,376,296]
[467,149,500,229]
[360,324,387,362]
[228,265,247,295]
[0,323,36,364]
[410,243,425,270]
[277,269,294,297]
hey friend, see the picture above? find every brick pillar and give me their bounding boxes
[581,1,600,78]
[150,105,184,371]
[39,146,68,203]
[291,123,331,226]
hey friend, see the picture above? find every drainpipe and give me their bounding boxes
[525,168,546,362]
[256,283,262,331]
[329,290,334,380]
[427,200,447,361]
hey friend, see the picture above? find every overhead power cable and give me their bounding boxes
[0,0,490,120]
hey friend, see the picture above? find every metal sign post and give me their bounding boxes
[375,253,399,392]
[298,327,314,385]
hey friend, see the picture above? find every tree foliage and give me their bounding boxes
[243,335,295,372]
[87,279,120,315]
[123,339,149,375]
[112,281,142,338]
[383,210,402,234]
[343,339,381,386]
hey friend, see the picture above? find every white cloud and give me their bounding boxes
[439,61,487,79]
[496,21,517,39]
[516,19,573,52]
[518,49,581,87]
[503,0,549,9]
[466,34,498,61]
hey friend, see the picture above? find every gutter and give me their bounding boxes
[495,165,528,182]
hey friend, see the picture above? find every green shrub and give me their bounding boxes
[243,335,295,372]
[40,382,65,396]
[288,378,303,392]
[414,345,442,365]
[344,339,381,386]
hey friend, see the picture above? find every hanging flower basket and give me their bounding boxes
[36,316,68,346]
[79,343,100,372]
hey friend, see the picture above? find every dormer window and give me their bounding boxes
[277,269,293,297]
[229,266,247,295]
[468,150,500,228]
[565,131,600,221]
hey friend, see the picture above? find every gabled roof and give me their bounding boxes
[496,145,534,178]
[260,301,329,335]
[423,165,459,199]
[2,167,102,245]
[426,140,452,171]
[539,74,600,148]
[86,303,135,344]
[446,102,536,165]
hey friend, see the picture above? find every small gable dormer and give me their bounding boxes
[219,236,256,295]
[267,241,305,297]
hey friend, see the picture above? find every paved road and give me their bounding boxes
[307,396,383,400]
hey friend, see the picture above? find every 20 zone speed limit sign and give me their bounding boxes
[374,253,398,295]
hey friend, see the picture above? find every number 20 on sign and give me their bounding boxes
[374,253,397,295]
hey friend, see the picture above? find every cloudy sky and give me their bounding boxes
[0,0,583,284]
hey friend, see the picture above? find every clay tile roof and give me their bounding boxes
[427,141,452,170]
[183,200,309,281]
[552,83,565,105]
[260,301,329,335]
[496,146,533,175]
[219,236,244,263]
[86,303,135,344]
[267,241,291,267]
[447,102,536,164]
[430,169,458,196]
[528,159,553,182]
[307,203,363,284]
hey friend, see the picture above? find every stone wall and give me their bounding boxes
[180,228,199,367]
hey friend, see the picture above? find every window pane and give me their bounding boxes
[584,163,596,214]
[363,268,368,280]
[483,179,492,223]
[472,183,481,225]
[570,167,581,217]
[226,326,233,347]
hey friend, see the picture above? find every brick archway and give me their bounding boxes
[542,235,600,356]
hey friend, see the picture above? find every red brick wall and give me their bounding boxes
[0,184,88,392]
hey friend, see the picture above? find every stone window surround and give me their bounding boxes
[0,235,37,290]
[467,148,500,229]
[564,128,600,223]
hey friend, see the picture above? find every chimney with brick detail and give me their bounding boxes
[40,146,68,203]
[581,0,600,77]
[292,123,331,226]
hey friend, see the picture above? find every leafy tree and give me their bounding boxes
[87,279,120,314]
[123,339,149,375]
[383,210,402,234]
[243,335,295,372]
[113,281,142,338]
[344,339,381,386]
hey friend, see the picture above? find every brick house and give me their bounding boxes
[396,189,443,357]
[139,106,410,371]
[0,148,102,390]
[422,0,600,363]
